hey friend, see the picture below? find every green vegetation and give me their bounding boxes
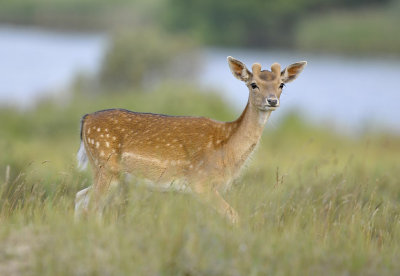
[1,85,400,274]
[160,0,381,47]
[1,0,399,54]
[0,0,400,274]
[296,4,400,54]
[99,29,197,89]
[0,0,134,30]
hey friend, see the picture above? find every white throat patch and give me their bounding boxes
[258,111,271,125]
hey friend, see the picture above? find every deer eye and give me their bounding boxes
[251,83,258,89]
[279,83,285,89]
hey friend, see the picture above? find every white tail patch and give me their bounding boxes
[77,141,88,170]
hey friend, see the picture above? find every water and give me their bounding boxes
[0,25,108,108]
[0,25,399,134]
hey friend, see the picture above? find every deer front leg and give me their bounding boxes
[194,184,239,225]
[74,173,115,222]
[91,169,121,221]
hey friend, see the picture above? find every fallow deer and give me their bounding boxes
[75,56,306,223]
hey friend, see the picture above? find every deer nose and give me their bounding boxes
[267,98,278,107]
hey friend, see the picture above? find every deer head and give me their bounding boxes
[227,56,307,111]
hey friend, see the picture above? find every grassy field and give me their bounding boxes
[1,85,399,275]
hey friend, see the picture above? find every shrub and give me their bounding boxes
[99,28,198,90]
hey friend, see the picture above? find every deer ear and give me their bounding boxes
[227,56,252,82]
[281,61,307,83]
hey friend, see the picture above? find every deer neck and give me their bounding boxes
[225,99,271,171]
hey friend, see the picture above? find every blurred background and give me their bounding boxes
[1,1,400,274]
[1,0,400,185]
[0,0,399,185]
[1,0,399,132]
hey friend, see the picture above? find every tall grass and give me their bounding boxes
[1,86,399,275]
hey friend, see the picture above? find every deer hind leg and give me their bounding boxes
[74,186,92,221]
[193,184,239,225]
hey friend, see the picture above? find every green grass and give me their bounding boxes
[1,86,400,275]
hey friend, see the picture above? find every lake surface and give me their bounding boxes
[0,25,399,134]
[0,25,107,108]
